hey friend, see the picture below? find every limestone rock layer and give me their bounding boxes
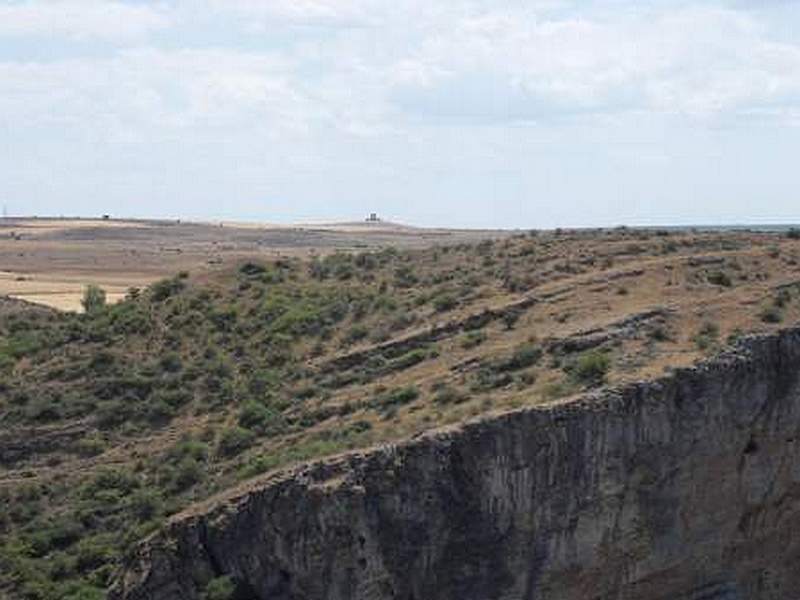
[111,329,800,600]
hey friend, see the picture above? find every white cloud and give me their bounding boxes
[2,1,800,137]
[199,0,374,29]
[385,5,800,121]
[0,0,169,41]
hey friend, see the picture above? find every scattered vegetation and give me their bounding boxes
[1,228,797,597]
[693,321,720,352]
[760,305,783,324]
[203,576,235,600]
[570,350,611,386]
[707,271,732,288]
[81,285,107,315]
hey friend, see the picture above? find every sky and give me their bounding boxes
[1,0,799,229]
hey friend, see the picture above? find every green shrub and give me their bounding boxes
[502,310,521,330]
[128,489,162,521]
[496,344,541,372]
[155,388,193,409]
[760,305,783,324]
[74,534,116,573]
[239,262,266,276]
[571,350,611,385]
[150,277,185,302]
[343,325,369,345]
[145,400,176,424]
[73,436,106,458]
[433,294,458,312]
[774,289,792,309]
[168,438,209,463]
[238,401,284,434]
[787,228,800,240]
[96,399,135,429]
[217,427,255,457]
[648,325,671,342]
[3,332,44,359]
[25,518,83,557]
[375,385,419,409]
[83,468,139,497]
[393,265,417,288]
[62,582,105,600]
[471,368,513,392]
[390,348,429,371]
[707,271,732,287]
[159,353,183,373]
[354,252,378,270]
[334,262,354,280]
[204,575,236,600]
[171,458,205,491]
[692,321,720,351]
[463,310,492,331]
[461,331,486,349]
[248,369,280,396]
[81,285,107,315]
[433,384,465,405]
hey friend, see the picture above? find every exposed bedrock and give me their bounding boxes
[111,329,800,600]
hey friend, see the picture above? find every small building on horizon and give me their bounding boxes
[366,213,381,223]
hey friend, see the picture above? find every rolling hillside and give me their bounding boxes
[2,227,800,599]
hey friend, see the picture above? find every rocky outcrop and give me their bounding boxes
[111,328,800,600]
[319,294,543,374]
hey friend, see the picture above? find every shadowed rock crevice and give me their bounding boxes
[111,328,800,600]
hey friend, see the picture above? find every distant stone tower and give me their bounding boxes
[366,213,381,223]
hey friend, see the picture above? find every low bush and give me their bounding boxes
[707,271,732,287]
[127,489,162,522]
[774,289,792,309]
[433,384,465,405]
[374,385,419,410]
[571,350,611,385]
[433,293,458,313]
[238,401,284,435]
[239,262,266,277]
[648,325,671,342]
[390,348,430,371]
[461,331,486,349]
[204,576,236,600]
[502,310,521,330]
[150,277,186,302]
[760,305,783,324]
[463,310,492,331]
[495,344,541,372]
[471,368,513,392]
[692,321,720,351]
[74,534,116,573]
[343,325,369,345]
[217,427,255,457]
[81,286,106,315]
[393,265,417,288]
[171,458,205,491]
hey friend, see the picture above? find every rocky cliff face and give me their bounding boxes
[110,329,800,600]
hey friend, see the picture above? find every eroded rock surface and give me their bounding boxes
[111,329,800,600]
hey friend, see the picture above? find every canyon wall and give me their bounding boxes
[111,329,800,600]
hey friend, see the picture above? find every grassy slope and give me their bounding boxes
[2,229,800,599]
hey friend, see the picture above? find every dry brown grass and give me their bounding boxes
[0,217,504,311]
[3,225,800,597]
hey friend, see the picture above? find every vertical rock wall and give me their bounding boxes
[111,329,800,600]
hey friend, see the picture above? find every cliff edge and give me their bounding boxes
[110,328,800,600]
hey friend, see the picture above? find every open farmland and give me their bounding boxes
[0,218,504,311]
